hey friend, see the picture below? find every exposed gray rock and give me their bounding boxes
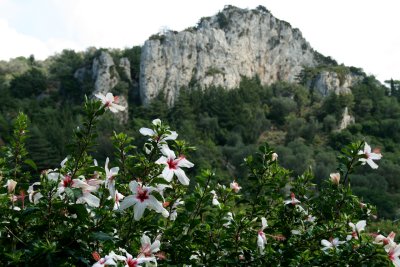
[92,51,119,94]
[91,51,128,122]
[140,6,318,105]
[311,71,362,97]
[119,57,132,82]
[338,107,355,131]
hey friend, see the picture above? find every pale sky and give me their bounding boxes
[0,0,399,82]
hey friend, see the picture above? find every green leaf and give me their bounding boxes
[24,159,37,170]
[64,187,75,201]
[85,166,104,173]
[91,231,114,241]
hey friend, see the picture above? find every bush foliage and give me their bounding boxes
[0,96,398,266]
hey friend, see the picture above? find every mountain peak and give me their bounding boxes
[140,5,318,105]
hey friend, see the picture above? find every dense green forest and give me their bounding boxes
[1,48,400,219]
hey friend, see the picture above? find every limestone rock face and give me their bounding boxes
[92,51,119,94]
[140,6,318,105]
[119,57,132,82]
[91,51,129,122]
[338,107,355,131]
[311,71,362,97]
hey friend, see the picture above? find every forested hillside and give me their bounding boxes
[0,47,400,219]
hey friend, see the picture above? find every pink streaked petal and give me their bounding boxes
[393,245,400,258]
[129,181,139,193]
[393,257,400,267]
[86,179,103,187]
[174,168,190,185]
[71,179,89,189]
[160,145,175,159]
[389,232,396,240]
[141,234,151,247]
[116,191,125,201]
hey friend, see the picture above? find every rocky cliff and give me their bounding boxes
[309,71,362,97]
[74,51,130,122]
[140,5,318,105]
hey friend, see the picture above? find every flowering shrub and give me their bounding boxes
[0,94,397,266]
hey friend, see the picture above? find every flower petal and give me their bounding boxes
[105,93,114,102]
[139,127,156,136]
[111,103,126,111]
[110,167,119,176]
[141,234,151,247]
[155,156,167,165]
[150,240,160,253]
[356,220,366,232]
[174,168,190,185]
[164,131,178,140]
[177,157,194,168]
[134,202,147,220]
[160,145,175,159]
[81,192,100,207]
[367,159,379,169]
[321,239,332,248]
[129,181,139,193]
[369,152,382,160]
[364,142,372,153]
[162,167,174,182]
[120,195,137,210]
[105,157,110,174]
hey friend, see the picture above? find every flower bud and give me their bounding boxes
[329,173,340,185]
[4,179,17,193]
